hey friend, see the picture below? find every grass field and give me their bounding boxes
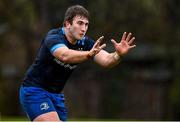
[0,116,28,121]
[0,116,127,121]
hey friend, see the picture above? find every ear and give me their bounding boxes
[64,21,71,28]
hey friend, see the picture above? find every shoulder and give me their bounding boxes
[47,28,63,35]
[84,36,95,44]
[85,36,95,46]
[45,28,64,41]
[44,28,68,49]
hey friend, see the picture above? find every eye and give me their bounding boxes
[77,21,83,25]
[85,23,89,26]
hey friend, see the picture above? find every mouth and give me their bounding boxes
[79,33,84,37]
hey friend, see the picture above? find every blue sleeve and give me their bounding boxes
[44,34,67,54]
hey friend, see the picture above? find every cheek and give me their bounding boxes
[73,26,81,34]
[71,28,78,35]
[70,25,77,32]
[70,27,79,38]
[73,25,81,31]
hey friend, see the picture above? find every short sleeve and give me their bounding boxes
[44,33,67,54]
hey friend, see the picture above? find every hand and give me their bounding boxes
[111,32,136,56]
[89,36,106,57]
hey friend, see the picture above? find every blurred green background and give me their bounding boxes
[0,0,180,121]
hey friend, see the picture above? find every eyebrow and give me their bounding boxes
[78,20,89,24]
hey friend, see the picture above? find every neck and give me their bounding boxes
[64,27,77,45]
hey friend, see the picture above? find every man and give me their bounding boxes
[19,5,136,122]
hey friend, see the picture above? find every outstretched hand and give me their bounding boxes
[89,36,106,57]
[111,32,136,56]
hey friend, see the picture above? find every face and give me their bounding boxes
[66,15,89,40]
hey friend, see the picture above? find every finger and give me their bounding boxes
[93,49,99,52]
[94,36,104,48]
[99,44,106,50]
[93,39,101,48]
[128,37,135,45]
[121,32,127,41]
[111,39,118,46]
[97,36,104,44]
[126,33,132,42]
[129,45,136,49]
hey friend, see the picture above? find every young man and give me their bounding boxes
[19,5,136,122]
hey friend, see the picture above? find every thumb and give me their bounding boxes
[111,39,117,46]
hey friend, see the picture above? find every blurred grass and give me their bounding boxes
[0,116,130,121]
[0,116,28,121]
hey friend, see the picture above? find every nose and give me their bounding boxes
[81,24,87,32]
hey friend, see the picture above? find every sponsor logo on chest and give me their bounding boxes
[54,58,77,70]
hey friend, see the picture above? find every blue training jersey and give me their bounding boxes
[22,27,95,93]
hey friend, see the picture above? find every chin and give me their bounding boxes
[76,36,83,40]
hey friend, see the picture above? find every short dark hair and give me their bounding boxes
[63,5,89,26]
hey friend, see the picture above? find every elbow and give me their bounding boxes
[99,62,114,68]
[95,58,115,68]
[101,60,120,68]
[57,53,70,63]
[53,49,72,63]
[104,64,114,68]
[59,56,70,63]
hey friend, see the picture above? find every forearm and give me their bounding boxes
[103,52,121,68]
[53,48,91,64]
[94,50,121,68]
[62,49,91,63]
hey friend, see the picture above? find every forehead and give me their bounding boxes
[73,15,89,23]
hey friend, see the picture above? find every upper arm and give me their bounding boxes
[52,46,69,61]
[44,34,69,59]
